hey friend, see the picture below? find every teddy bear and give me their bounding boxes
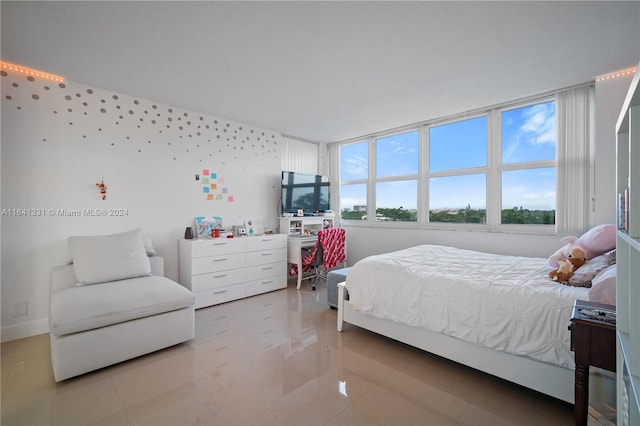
[548,246,587,284]
[549,259,574,283]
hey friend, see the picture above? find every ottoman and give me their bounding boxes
[327,267,351,308]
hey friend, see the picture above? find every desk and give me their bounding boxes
[569,300,616,426]
[286,235,318,289]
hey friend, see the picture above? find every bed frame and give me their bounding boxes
[336,282,575,403]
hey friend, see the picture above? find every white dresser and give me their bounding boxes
[179,234,287,309]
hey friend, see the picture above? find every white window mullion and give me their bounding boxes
[367,137,376,224]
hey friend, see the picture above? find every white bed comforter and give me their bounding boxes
[345,244,589,369]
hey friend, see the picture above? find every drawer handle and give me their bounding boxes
[262,252,274,256]
[261,238,274,242]
[213,258,228,262]
[213,274,228,279]
[262,266,274,270]
[213,289,227,295]
[262,280,274,285]
[213,242,228,246]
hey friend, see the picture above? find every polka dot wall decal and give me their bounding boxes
[12,83,18,87]
[65,95,72,101]
[1,70,7,77]
[87,89,93,94]
[5,95,11,100]
[27,76,35,82]
[44,86,50,90]
[100,108,106,113]
[112,95,118,100]
[134,100,139,105]
[58,83,65,88]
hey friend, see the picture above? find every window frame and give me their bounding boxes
[337,95,563,234]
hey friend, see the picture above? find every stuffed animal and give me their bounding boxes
[549,246,587,283]
[549,259,574,283]
[566,246,587,270]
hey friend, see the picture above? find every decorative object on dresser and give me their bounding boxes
[615,61,640,426]
[179,234,287,308]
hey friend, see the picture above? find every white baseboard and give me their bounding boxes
[1,319,49,343]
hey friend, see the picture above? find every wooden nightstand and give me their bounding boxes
[569,299,616,426]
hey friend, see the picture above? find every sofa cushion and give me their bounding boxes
[69,228,151,285]
[50,275,195,337]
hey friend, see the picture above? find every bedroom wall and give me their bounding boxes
[594,72,636,225]
[341,76,635,266]
[0,69,298,341]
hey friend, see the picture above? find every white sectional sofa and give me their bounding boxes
[49,229,195,382]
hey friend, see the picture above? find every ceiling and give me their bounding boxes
[2,1,639,142]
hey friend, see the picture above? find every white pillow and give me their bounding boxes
[588,265,616,306]
[69,228,151,285]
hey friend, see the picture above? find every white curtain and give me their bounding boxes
[556,84,595,235]
[281,134,320,174]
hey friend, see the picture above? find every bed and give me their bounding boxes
[336,244,594,403]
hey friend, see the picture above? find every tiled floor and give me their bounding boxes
[2,280,573,425]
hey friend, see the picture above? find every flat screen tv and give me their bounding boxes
[281,171,330,215]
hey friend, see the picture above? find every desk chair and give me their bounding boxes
[296,227,346,291]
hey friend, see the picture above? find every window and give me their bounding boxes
[340,141,368,220]
[335,85,592,233]
[500,101,556,225]
[428,116,487,223]
[374,131,419,222]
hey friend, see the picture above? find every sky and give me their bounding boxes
[340,100,557,211]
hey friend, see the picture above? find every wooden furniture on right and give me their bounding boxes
[615,61,640,426]
[569,300,616,426]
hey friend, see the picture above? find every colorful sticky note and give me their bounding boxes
[222,187,228,193]
[203,169,209,176]
[203,187,209,193]
[228,196,234,202]
[219,178,224,184]
[207,194,213,200]
[202,178,209,184]
[210,173,217,179]
[211,183,217,190]
[216,194,223,200]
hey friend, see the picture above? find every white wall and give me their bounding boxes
[594,72,636,224]
[0,70,290,341]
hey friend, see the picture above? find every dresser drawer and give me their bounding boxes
[245,274,286,297]
[246,235,287,252]
[246,248,286,266]
[246,261,286,281]
[190,238,246,258]
[191,252,245,275]
[191,267,245,292]
[194,283,246,309]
